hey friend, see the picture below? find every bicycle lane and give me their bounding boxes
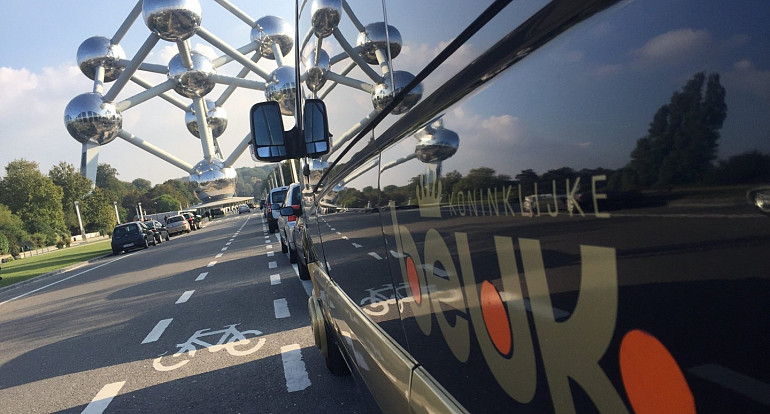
[84,212,365,413]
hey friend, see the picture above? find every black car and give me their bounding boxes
[182,212,201,230]
[210,208,224,218]
[144,220,170,243]
[111,222,156,255]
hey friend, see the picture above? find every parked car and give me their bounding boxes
[181,212,200,230]
[210,208,224,218]
[278,183,302,263]
[111,221,155,254]
[165,214,190,236]
[144,220,170,243]
[265,186,288,233]
[238,205,251,214]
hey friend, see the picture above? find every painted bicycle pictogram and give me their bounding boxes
[153,323,266,371]
[359,283,409,316]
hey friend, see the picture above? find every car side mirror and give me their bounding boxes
[280,206,295,216]
[250,99,330,161]
[250,101,288,162]
[303,99,330,157]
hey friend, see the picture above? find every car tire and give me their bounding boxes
[142,238,149,249]
[112,248,121,255]
[165,233,170,241]
[298,257,310,280]
[281,234,288,253]
[289,245,298,263]
[323,321,350,376]
[155,234,162,244]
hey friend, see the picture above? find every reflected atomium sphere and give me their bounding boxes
[371,70,422,114]
[142,0,202,42]
[190,158,237,202]
[168,51,216,98]
[265,66,297,116]
[311,0,342,38]
[64,92,122,145]
[251,16,293,59]
[185,100,228,138]
[414,118,459,163]
[303,49,330,92]
[77,36,126,82]
[357,22,402,65]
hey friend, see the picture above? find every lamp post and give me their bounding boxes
[113,201,120,224]
[74,200,86,242]
[138,202,144,221]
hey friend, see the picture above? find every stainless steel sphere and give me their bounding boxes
[77,36,126,82]
[168,51,216,98]
[185,100,228,138]
[414,118,459,163]
[371,71,422,114]
[64,93,122,145]
[142,0,202,41]
[265,66,297,116]
[357,23,402,65]
[189,158,237,202]
[251,16,293,59]
[310,0,342,38]
[303,49,330,92]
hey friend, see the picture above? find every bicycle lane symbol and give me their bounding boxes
[153,324,266,372]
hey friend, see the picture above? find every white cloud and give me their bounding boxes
[634,28,711,64]
[726,59,770,100]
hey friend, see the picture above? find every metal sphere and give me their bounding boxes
[64,93,122,145]
[357,22,402,65]
[189,158,237,202]
[77,36,126,82]
[371,71,422,114]
[265,66,297,116]
[310,0,342,38]
[185,100,228,138]
[251,16,293,59]
[303,49,330,92]
[168,51,216,98]
[142,0,202,41]
[414,118,459,163]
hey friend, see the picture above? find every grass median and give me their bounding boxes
[0,240,112,289]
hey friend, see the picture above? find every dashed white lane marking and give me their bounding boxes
[342,236,349,240]
[221,247,228,251]
[142,318,173,344]
[270,274,281,285]
[336,231,342,235]
[266,244,273,249]
[215,253,223,258]
[269,261,277,269]
[82,381,126,414]
[281,344,311,392]
[274,298,290,319]
[352,243,362,248]
[689,364,770,405]
[175,290,195,304]
[207,261,217,267]
[226,242,232,246]
[195,272,208,281]
[268,252,274,257]
[368,252,383,260]
[229,239,235,242]
[330,228,336,231]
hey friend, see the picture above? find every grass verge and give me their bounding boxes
[0,240,112,289]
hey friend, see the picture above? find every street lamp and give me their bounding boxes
[74,200,86,242]
[137,202,144,221]
[113,201,120,224]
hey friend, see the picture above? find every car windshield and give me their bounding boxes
[114,225,137,236]
[271,190,287,204]
[168,216,184,223]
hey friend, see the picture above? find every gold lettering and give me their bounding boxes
[546,180,559,217]
[487,188,499,216]
[503,186,515,216]
[424,229,470,362]
[533,183,541,217]
[592,175,610,218]
[519,239,627,414]
[448,191,458,216]
[467,191,478,216]
[566,178,585,217]
[390,205,432,335]
[457,191,466,216]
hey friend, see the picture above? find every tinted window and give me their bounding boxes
[271,190,287,204]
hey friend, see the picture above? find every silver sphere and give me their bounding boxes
[311,0,342,38]
[357,22,402,65]
[168,51,216,98]
[303,49,330,92]
[185,100,228,138]
[142,0,202,42]
[414,118,459,163]
[77,36,126,82]
[190,158,237,202]
[371,71,422,114]
[251,16,293,59]
[265,66,297,116]
[64,93,122,145]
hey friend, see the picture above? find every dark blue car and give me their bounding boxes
[111,222,156,255]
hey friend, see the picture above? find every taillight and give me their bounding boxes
[288,205,300,222]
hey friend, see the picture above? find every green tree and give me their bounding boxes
[625,72,727,188]
[132,178,152,192]
[49,162,93,234]
[81,188,119,234]
[155,194,181,212]
[0,204,29,255]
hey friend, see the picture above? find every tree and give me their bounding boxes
[49,162,93,234]
[81,188,119,234]
[624,72,727,188]
[0,204,29,255]
[132,178,152,192]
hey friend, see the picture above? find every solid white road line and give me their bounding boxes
[281,344,311,392]
[142,318,173,344]
[81,381,126,414]
[274,298,290,319]
[270,274,281,285]
[195,272,208,281]
[175,290,195,304]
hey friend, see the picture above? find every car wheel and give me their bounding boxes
[150,236,157,246]
[142,237,149,249]
[112,248,121,255]
[281,233,288,253]
[155,234,162,244]
[323,320,350,376]
[289,245,298,263]
[298,258,311,280]
[165,233,170,241]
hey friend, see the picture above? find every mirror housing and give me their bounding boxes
[280,206,295,216]
[250,99,330,161]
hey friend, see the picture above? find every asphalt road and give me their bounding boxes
[0,213,369,413]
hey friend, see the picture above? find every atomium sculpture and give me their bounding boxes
[65,0,427,203]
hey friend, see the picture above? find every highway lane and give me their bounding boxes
[0,213,368,413]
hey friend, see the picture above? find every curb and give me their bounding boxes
[0,254,112,295]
